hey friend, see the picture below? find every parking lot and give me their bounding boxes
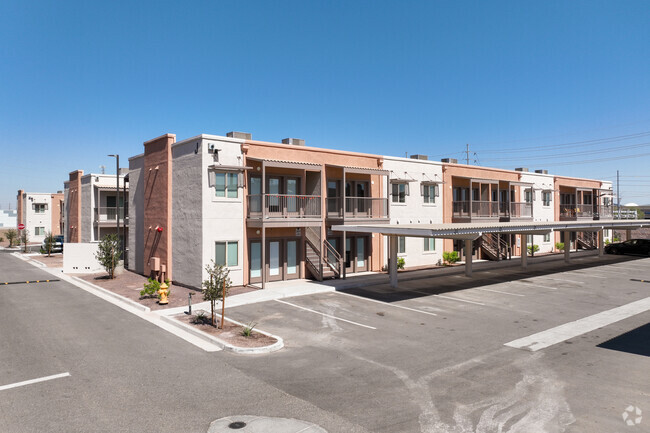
[222,253,650,433]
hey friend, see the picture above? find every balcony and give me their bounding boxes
[247,194,321,222]
[95,207,128,225]
[560,204,600,220]
[453,201,532,221]
[326,197,389,220]
[509,202,533,219]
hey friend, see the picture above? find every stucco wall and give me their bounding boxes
[128,155,145,274]
[171,138,204,288]
[67,170,83,243]
[24,193,52,242]
[50,193,64,236]
[201,138,245,287]
[383,157,444,268]
[519,172,555,253]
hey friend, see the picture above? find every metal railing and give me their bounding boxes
[95,207,127,222]
[509,202,532,218]
[344,197,388,219]
[471,201,499,217]
[560,204,595,219]
[327,197,343,218]
[247,194,321,219]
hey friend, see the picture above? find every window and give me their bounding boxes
[424,237,435,252]
[391,183,408,203]
[215,241,238,266]
[214,172,238,198]
[398,236,406,254]
[542,191,552,206]
[527,235,534,245]
[422,183,438,204]
[524,190,532,203]
[33,204,47,213]
[544,233,550,242]
[35,227,45,236]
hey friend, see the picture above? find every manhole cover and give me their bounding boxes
[228,422,246,429]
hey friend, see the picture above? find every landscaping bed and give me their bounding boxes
[173,311,278,348]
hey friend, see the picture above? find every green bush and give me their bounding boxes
[555,242,565,252]
[192,311,210,325]
[527,244,540,256]
[397,257,405,270]
[140,278,160,298]
[443,251,460,265]
[241,322,257,337]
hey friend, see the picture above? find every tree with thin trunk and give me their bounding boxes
[94,234,122,279]
[21,229,29,253]
[5,229,17,247]
[43,231,55,257]
[202,260,231,328]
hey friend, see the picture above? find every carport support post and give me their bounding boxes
[626,229,632,241]
[521,234,528,269]
[564,231,571,263]
[598,229,604,257]
[464,239,473,277]
[389,235,398,288]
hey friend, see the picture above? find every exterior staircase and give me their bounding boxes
[305,227,342,281]
[480,233,509,261]
[577,231,597,250]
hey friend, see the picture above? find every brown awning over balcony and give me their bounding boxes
[452,175,499,184]
[246,158,323,170]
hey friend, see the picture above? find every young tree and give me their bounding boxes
[43,231,56,257]
[202,260,231,328]
[94,234,122,279]
[5,229,17,247]
[21,229,29,253]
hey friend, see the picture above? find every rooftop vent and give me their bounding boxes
[534,169,548,174]
[410,154,428,160]
[441,158,458,164]
[282,138,305,146]
[515,167,529,172]
[226,131,252,140]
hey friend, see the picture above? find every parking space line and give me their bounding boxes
[509,282,558,290]
[433,295,485,306]
[475,287,525,297]
[0,372,70,391]
[505,296,650,351]
[334,291,438,316]
[536,277,584,284]
[567,273,606,279]
[275,300,377,330]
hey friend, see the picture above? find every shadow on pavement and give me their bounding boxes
[597,323,650,357]
[339,254,648,303]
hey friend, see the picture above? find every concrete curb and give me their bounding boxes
[69,276,151,313]
[160,313,284,355]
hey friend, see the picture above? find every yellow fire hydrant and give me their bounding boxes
[158,281,169,305]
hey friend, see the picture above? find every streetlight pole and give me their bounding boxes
[108,154,120,248]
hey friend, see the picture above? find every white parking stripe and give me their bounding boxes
[567,273,606,279]
[509,282,558,290]
[334,291,438,316]
[537,277,585,284]
[275,300,377,330]
[434,295,485,306]
[475,287,525,297]
[0,372,70,391]
[505,296,650,351]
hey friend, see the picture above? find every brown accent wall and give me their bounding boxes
[143,134,175,279]
[67,171,83,242]
[50,192,64,236]
[16,189,24,227]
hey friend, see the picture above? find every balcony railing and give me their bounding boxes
[95,207,127,223]
[344,197,388,219]
[509,202,532,218]
[560,204,596,219]
[454,201,532,219]
[247,194,321,219]
[472,201,499,217]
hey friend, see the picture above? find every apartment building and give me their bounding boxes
[63,170,129,244]
[128,133,389,289]
[16,190,64,242]
[126,131,616,288]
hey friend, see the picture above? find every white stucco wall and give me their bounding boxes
[128,155,145,274]
[63,242,103,273]
[80,177,93,243]
[383,157,444,268]
[171,138,204,288]
[200,136,246,287]
[520,172,556,253]
[24,193,52,242]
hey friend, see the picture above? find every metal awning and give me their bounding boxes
[390,171,419,182]
[247,158,322,170]
[509,181,534,187]
[341,166,390,176]
[207,164,252,172]
[453,175,500,184]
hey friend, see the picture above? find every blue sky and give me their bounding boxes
[1,0,650,207]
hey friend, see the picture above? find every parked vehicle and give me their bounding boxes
[41,235,64,253]
[605,238,650,256]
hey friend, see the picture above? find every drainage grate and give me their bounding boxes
[228,421,247,429]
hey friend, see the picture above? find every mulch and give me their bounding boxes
[174,311,277,348]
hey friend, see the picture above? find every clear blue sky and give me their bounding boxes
[2,0,650,207]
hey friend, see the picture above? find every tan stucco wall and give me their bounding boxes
[50,192,64,236]
[16,189,24,227]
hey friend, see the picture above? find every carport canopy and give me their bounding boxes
[332,220,650,288]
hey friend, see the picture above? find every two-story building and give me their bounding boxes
[16,189,64,242]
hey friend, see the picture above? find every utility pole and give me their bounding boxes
[465,144,470,165]
[617,169,620,219]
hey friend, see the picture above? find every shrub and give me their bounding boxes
[43,231,56,257]
[527,244,540,256]
[443,251,459,265]
[192,311,210,325]
[555,242,565,252]
[5,229,17,247]
[94,234,122,279]
[397,257,405,270]
[140,278,160,298]
[202,260,231,328]
[241,322,257,337]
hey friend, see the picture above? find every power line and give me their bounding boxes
[479,141,650,162]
